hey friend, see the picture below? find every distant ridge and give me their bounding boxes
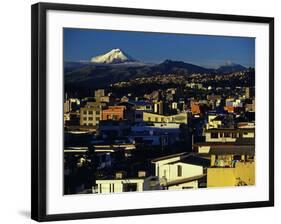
[65,50,249,94]
[216,62,247,74]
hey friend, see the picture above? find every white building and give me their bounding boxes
[205,114,224,130]
[129,122,181,146]
[152,153,209,190]
[186,83,203,89]
[204,127,255,143]
[64,98,80,113]
[225,98,243,107]
[93,172,160,193]
[133,101,153,122]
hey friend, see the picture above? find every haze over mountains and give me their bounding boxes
[65,49,249,93]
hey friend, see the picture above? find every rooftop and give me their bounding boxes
[208,146,255,156]
[151,152,188,163]
[168,155,210,167]
[165,174,206,187]
[205,128,255,133]
[194,139,255,146]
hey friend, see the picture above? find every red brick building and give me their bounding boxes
[191,102,201,114]
[101,106,126,121]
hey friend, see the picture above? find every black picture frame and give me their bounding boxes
[31,2,274,222]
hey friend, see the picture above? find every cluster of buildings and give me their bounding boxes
[64,85,255,195]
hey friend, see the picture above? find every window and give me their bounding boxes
[244,132,248,135]
[161,118,164,122]
[233,155,241,160]
[177,165,182,177]
[96,117,100,121]
[88,117,93,121]
[96,111,100,115]
[123,183,137,192]
[83,117,87,121]
[155,117,158,122]
[224,132,230,137]
[112,183,114,193]
[148,117,151,121]
[247,155,254,160]
[88,111,93,115]
[211,133,218,138]
[83,111,87,115]
[157,166,159,176]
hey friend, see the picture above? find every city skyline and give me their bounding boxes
[64,28,256,195]
[64,28,255,68]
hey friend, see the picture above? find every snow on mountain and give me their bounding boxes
[216,61,246,73]
[90,48,136,64]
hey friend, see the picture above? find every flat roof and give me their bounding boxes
[151,152,188,163]
[194,146,254,156]
[95,176,148,181]
[208,146,255,156]
[205,128,255,133]
[168,155,210,167]
[194,139,255,146]
[165,174,206,187]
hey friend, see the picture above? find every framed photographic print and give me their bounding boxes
[31,2,274,222]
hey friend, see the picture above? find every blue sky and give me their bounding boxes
[64,28,255,68]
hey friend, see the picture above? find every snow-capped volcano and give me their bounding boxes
[90,48,136,64]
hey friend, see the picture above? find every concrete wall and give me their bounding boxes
[205,131,255,142]
[143,112,188,124]
[94,179,145,193]
[157,162,203,182]
[205,132,237,142]
[168,180,199,190]
[80,107,101,126]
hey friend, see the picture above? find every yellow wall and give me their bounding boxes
[207,168,236,186]
[235,162,255,186]
[207,161,255,187]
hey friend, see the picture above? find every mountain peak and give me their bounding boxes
[111,48,121,52]
[217,62,246,73]
[223,60,237,66]
[90,48,136,64]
